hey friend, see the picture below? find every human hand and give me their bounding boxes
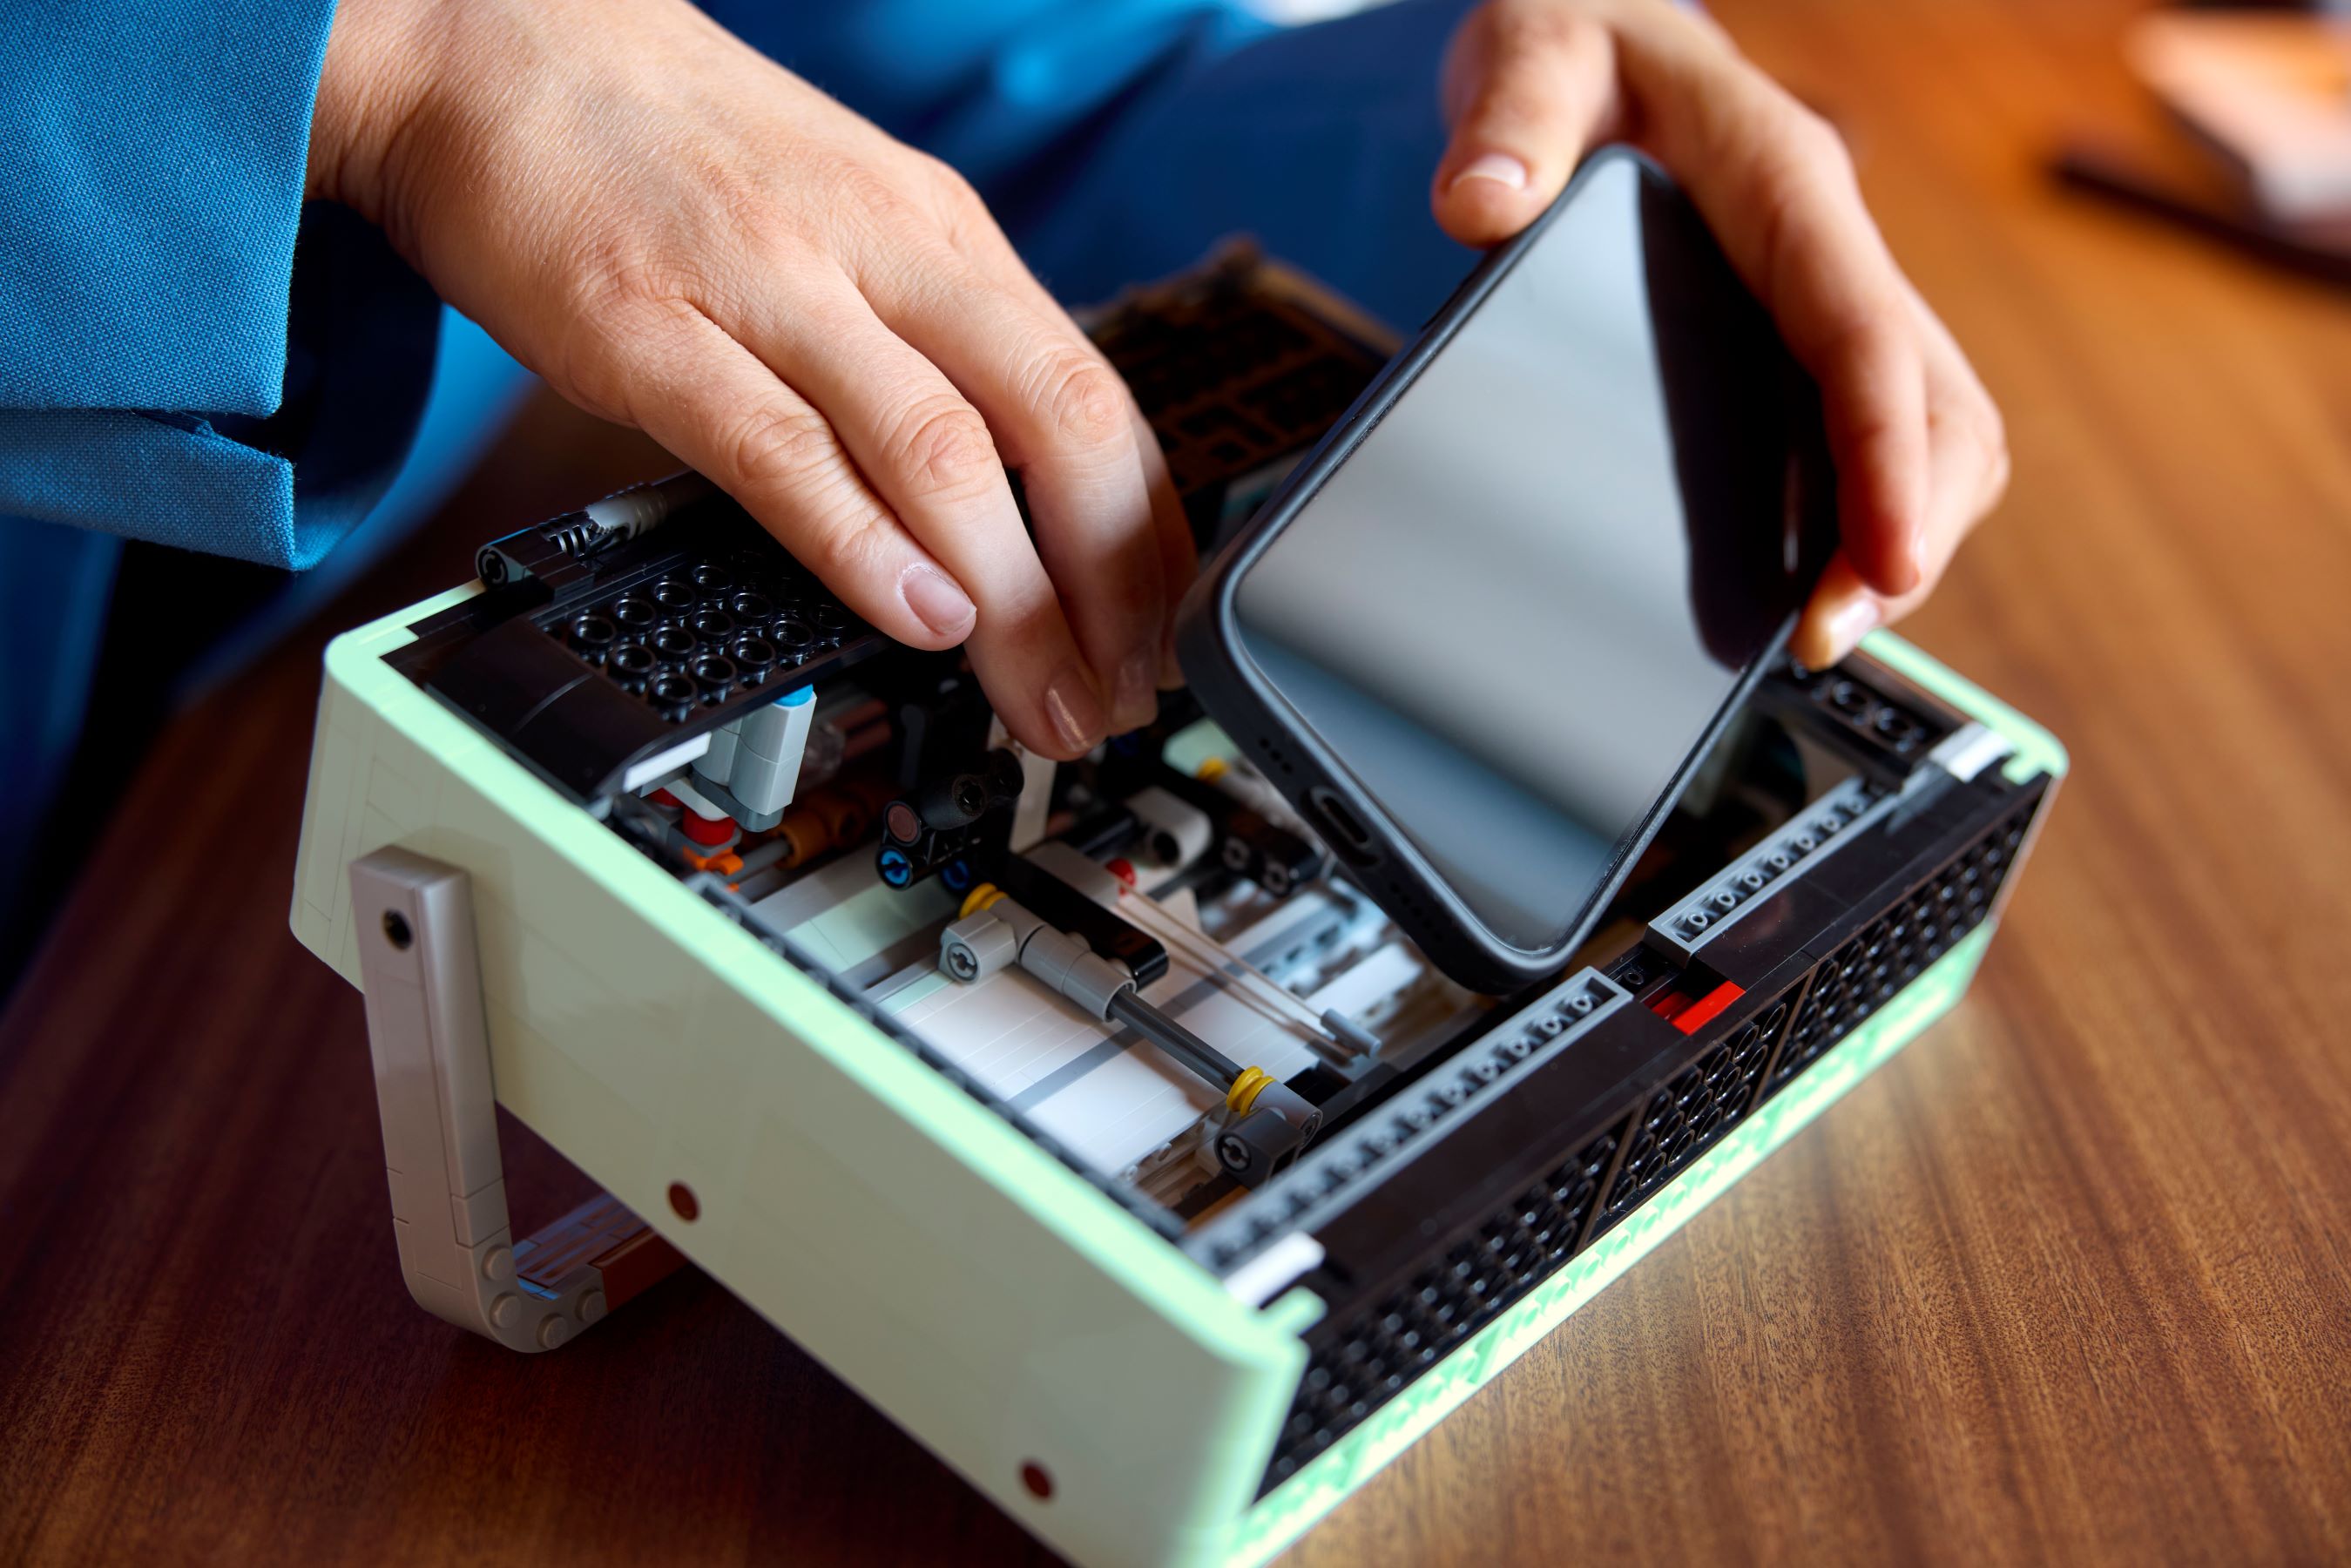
[308,0,1192,759]
[1431,0,2008,666]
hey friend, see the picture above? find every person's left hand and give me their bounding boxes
[1430,0,2008,667]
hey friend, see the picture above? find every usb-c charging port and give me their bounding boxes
[1307,787,1381,864]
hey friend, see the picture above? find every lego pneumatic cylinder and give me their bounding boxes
[939,886,1321,1186]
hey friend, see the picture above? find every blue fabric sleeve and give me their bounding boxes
[0,0,442,570]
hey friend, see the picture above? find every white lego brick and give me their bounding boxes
[1224,1232,1326,1308]
[1928,720,2013,783]
[621,731,713,793]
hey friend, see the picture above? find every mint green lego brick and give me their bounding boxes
[291,591,1305,1568]
[1861,629,2069,786]
[1228,918,1998,1567]
[1162,720,1240,778]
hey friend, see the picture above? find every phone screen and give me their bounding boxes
[1229,152,1835,955]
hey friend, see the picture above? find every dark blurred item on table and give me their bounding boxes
[2053,4,2351,286]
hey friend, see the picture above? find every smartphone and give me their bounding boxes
[1175,147,1841,994]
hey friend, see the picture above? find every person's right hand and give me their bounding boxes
[308,0,1192,759]
[1428,0,2010,669]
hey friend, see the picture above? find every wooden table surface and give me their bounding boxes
[6,1,2349,1563]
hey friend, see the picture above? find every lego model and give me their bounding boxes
[292,251,2064,1568]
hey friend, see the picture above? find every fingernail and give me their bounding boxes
[1112,650,1158,731]
[1044,666,1106,755]
[1822,594,1882,659]
[900,563,976,640]
[1449,152,1530,193]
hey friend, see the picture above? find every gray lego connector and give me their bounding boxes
[1318,1009,1380,1059]
[938,895,1129,1017]
[1214,1080,1321,1187]
[1250,1080,1319,1137]
[692,719,742,792]
[694,684,816,819]
[940,909,1019,982]
[728,685,817,815]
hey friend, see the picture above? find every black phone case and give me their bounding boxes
[1174,146,1829,995]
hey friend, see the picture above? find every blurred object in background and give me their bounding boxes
[2054,2,2351,287]
[2130,9,2351,219]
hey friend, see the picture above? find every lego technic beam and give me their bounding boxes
[349,849,685,1351]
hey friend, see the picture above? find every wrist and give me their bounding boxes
[306,0,447,225]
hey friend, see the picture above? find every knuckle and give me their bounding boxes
[1492,2,1589,62]
[824,156,923,243]
[915,152,988,217]
[564,226,659,311]
[1782,101,1854,181]
[552,291,685,427]
[798,503,894,587]
[882,396,1000,501]
[1969,391,2008,463]
[1474,78,1561,137]
[561,240,685,348]
[1972,398,2012,500]
[1037,353,1130,452]
[726,403,840,494]
[933,169,1002,250]
[719,407,902,586]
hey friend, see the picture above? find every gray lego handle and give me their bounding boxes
[349,849,680,1351]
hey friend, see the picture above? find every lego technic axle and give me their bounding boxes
[939,885,1321,1186]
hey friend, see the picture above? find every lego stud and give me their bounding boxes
[481,1245,515,1283]
[537,1315,569,1349]
[1020,1462,1054,1501]
[667,1181,700,1222]
[490,1292,520,1328]
[578,1290,607,1326]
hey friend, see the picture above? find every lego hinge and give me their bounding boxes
[349,849,682,1352]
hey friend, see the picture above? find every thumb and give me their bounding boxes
[1432,3,1624,247]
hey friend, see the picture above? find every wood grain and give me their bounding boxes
[4,1,2348,1563]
